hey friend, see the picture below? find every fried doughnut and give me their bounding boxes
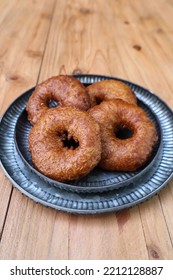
[88,99,158,171]
[28,106,101,182]
[26,75,91,125]
[87,79,137,106]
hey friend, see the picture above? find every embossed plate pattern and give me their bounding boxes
[0,74,173,214]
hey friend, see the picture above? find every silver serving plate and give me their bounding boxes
[0,75,173,214]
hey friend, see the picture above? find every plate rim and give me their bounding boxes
[0,160,173,214]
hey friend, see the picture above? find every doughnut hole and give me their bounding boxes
[58,130,79,150]
[95,96,103,105]
[115,124,134,139]
[88,99,158,171]
[48,99,59,108]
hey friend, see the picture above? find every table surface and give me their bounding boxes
[0,0,173,260]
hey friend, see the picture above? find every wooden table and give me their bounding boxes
[0,0,173,260]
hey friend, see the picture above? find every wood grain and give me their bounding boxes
[0,0,173,260]
[0,0,55,246]
[159,181,173,245]
[0,0,55,114]
[139,196,173,259]
[68,208,148,260]
[0,170,12,239]
[0,189,69,259]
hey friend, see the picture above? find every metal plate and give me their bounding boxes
[14,99,161,193]
[0,74,173,214]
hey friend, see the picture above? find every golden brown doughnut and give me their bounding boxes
[88,99,158,171]
[28,106,101,182]
[26,75,91,125]
[87,79,137,106]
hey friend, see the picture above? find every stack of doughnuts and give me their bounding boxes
[27,75,158,182]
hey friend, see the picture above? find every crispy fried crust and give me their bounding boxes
[88,99,158,171]
[28,106,101,181]
[26,75,91,125]
[87,79,137,107]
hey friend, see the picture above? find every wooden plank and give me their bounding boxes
[0,189,69,259]
[38,0,129,81]
[0,170,12,239]
[68,208,148,260]
[139,195,173,259]
[0,0,55,255]
[118,0,173,259]
[0,0,55,115]
[106,0,173,107]
[128,0,173,107]
[159,181,173,246]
